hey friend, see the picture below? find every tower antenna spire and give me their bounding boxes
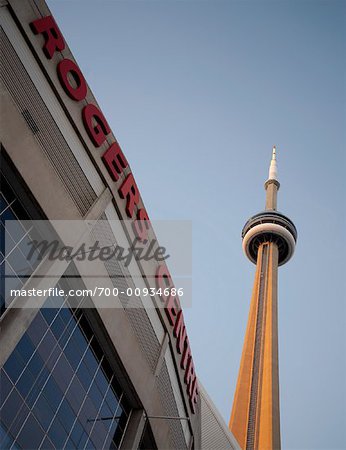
[265,146,280,210]
[272,145,276,159]
[268,145,278,182]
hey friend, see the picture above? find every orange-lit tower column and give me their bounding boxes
[229,147,297,450]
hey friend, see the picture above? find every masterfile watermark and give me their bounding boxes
[26,237,169,267]
[3,219,192,309]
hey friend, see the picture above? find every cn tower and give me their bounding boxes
[229,147,297,450]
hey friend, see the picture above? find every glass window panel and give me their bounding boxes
[1,207,17,222]
[0,370,13,404]
[33,393,55,431]
[0,423,16,450]
[52,354,74,392]
[66,377,85,414]
[65,437,77,449]
[90,421,109,449]
[26,365,50,408]
[16,369,35,400]
[40,436,55,449]
[50,315,67,340]
[56,399,75,435]
[37,329,57,362]
[45,344,61,373]
[78,397,98,429]
[84,437,97,449]
[41,306,59,326]
[95,366,109,397]
[72,326,89,354]
[104,389,120,414]
[58,318,78,348]
[100,399,112,419]
[88,382,104,411]
[6,247,31,279]
[76,361,94,391]
[5,220,26,246]
[42,377,63,411]
[47,417,67,449]
[59,307,72,325]
[72,326,88,354]
[64,338,83,370]
[70,421,88,448]
[83,347,99,376]
[27,313,47,346]
[8,402,29,438]
[1,224,16,255]
[15,333,35,363]
[17,414,44,450]
[112,415,128,448]
[26,351,44,379]
[3,352,25,383]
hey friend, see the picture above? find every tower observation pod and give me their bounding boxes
[229,147,297,450]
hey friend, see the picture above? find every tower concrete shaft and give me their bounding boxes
[229,241,280,450]
[230,147,296,450]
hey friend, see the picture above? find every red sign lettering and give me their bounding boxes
[118,174,140,218]
[57,59,87,101]
[156,265,199,413]
[30,15,65,59]
[102,142,128,182]
[82,104,111,147]
[30,13,198,413]
[133,209,150,242]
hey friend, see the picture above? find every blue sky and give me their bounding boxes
[47,1,345,448]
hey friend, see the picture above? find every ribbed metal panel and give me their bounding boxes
[91,216,161,372]
[0,27,96,215]
[157,362,188,450]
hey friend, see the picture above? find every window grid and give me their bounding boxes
[1,292,131,449]
[101,392,125,450]
[81,372,115,449]
[0,176,41,313]
[61,354,106,450]
[41,335,98,449]
[4,297,85,442]
[1,292,81,408]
